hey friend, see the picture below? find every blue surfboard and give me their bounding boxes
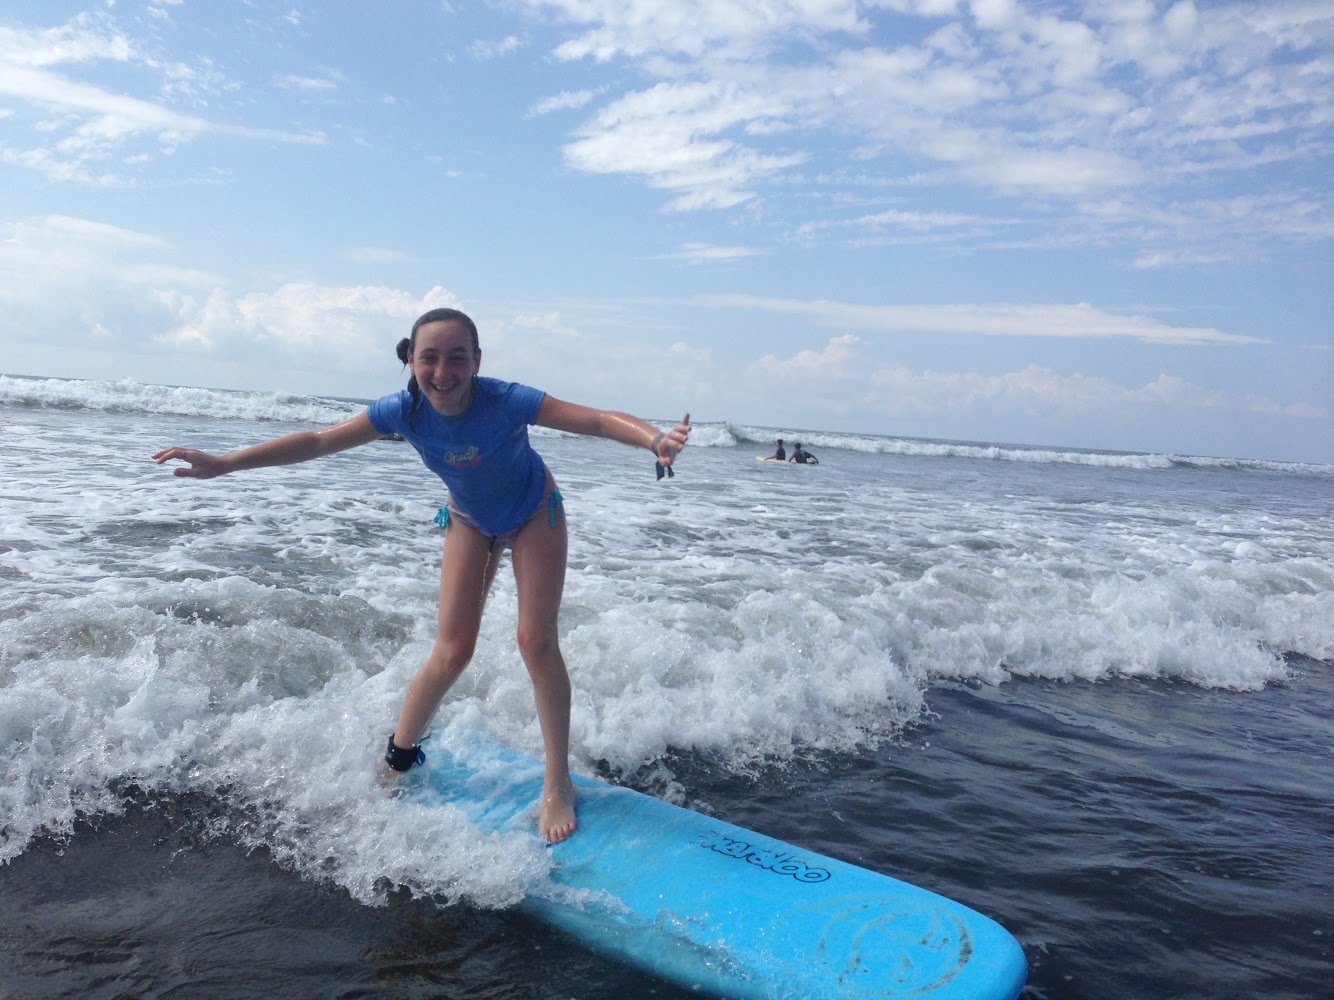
[418,740,1027,999]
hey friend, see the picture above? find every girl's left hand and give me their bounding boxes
[654,413,691,467]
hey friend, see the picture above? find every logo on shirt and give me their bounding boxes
[442,445,482,468]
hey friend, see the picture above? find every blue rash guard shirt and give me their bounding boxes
[366,378,548,537]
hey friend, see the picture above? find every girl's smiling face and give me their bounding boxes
[410,320,480,416]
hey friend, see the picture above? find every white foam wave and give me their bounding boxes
[0,374,363,425]
[727,422,1332,474]
[2,402,1330,908]
[5,376,1328,473]
[0,579,552,906]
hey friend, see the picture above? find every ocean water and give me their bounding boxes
[1,373,1330,999]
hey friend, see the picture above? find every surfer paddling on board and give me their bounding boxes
[153,307,691,844]
[789,442,818,465]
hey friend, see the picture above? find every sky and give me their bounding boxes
[1,1,1330,463]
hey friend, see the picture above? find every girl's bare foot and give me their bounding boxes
[540,777,578,844]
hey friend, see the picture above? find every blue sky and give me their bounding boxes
[1,1,1330,463]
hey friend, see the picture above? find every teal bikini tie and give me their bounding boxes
[434,493,560,531]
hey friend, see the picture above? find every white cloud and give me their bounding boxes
[0,214,202,300]
[475,308,712,411]
[564,81,806,210]
[4,213,170,252]
[470,35,525,60]
[0,212,705,410]
[705,293,1265,345]
[651,242,764,262]
[275,72,341,92]
[0,17,136,68]
[797,206,1009,244]
[864,365,1326,422]
[955,144,1141,194]
[520,0,1331,264]
[527,88,600,117]
[1131,249,1230,270]
[970,0,1020,31]
[0,61,213,142]
[0,14,322,183]
[1,206,1323,454]
[148,281,465,377]
[746,345,1325,428]
[536,0,869,62]
[0,214,452,371]
[751,333,867,380]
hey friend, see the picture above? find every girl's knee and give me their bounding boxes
[427,636,475,681]
[516,623,560,669]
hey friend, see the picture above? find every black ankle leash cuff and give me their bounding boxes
[384,735,426,772]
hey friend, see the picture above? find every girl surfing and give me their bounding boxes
[153,307,691,843]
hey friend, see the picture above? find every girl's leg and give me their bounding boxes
[510,503,576,843]
[391,518,501,751]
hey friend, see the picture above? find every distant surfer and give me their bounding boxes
[153,307,691,844]
[771,438,786,461]
[789,442,818,465]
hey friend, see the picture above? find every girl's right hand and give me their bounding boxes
[152,446,228,479]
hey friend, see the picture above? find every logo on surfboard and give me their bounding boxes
[697,831,832,884]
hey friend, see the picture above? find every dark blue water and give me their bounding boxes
[3,658,1328,998]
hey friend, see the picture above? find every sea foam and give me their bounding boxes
[2,383,1330,912]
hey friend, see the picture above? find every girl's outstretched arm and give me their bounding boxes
[152,412,382,479]
[536,398,691,466]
